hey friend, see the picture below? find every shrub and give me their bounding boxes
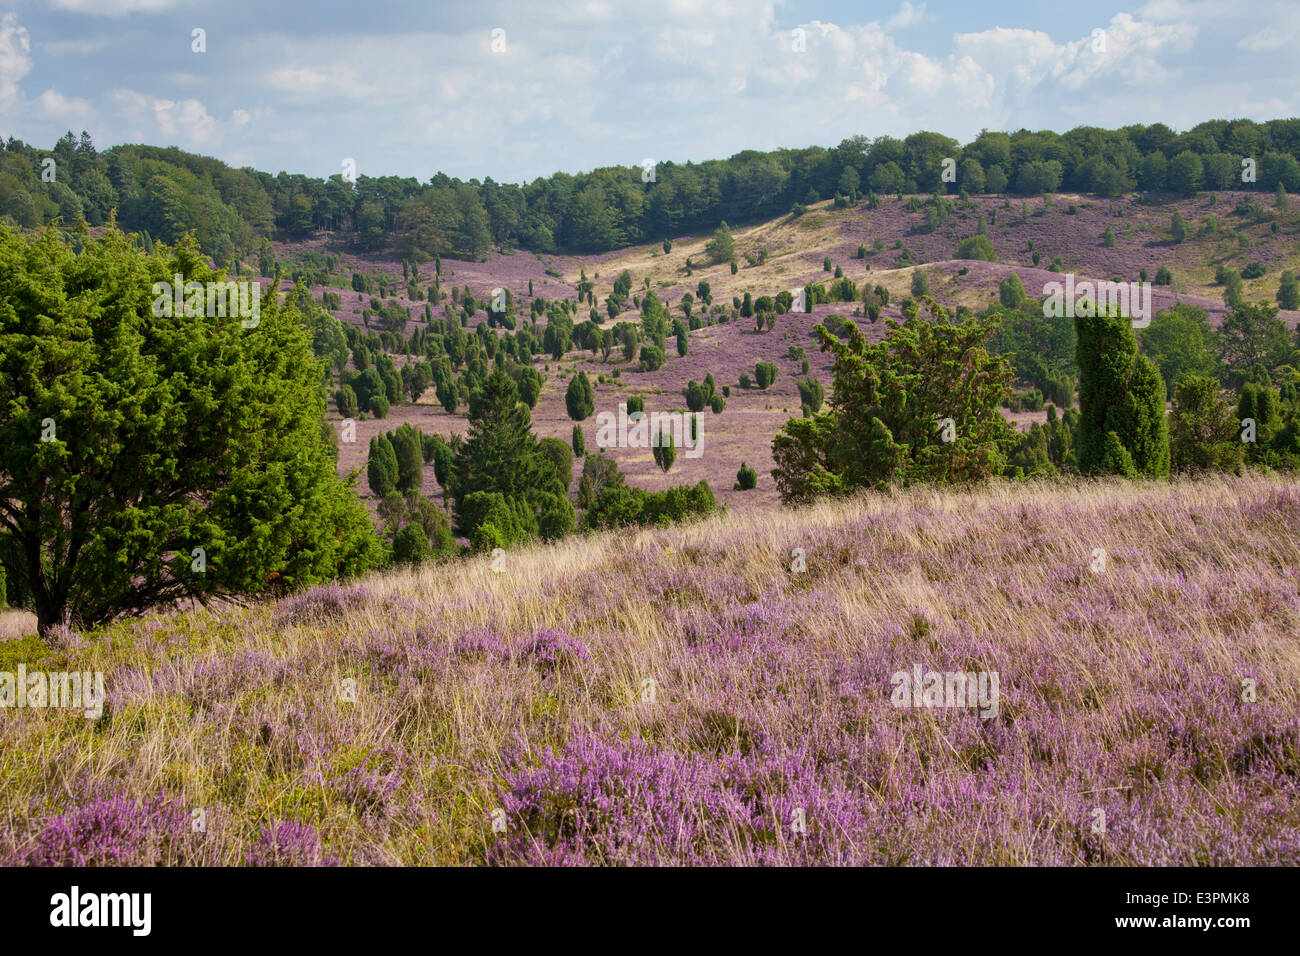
[367,435,399,497]
[1241,262,1266,280]
[538,437,575,490]
[710,395,725,414]
[334,385,359,419]
[735,462,757,490]
[954,234,997,261]
[1278,271,1300,310]
[1169,375,1245,474]
[638,344,665,372]
[1154,266,1173,286]
[1170,212,1187,243]
[999,273,1027,309]
[797,377,825,414]
[705,222,735,264]
[754,362,778,389]
[652,430,676,472]
[565,371,595,420]
[1076,312,1169,478]
[910,269,929,297]
[572,424,586,457]
[772,304,1018,502]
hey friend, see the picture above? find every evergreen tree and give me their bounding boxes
[565,370,595,420]
[1075,311,1170,477]
[0,227,381,635]
[652,428,676,472]
[389,423,424,495]
[1170,211,1187,243]
[1169,376,1244,473]
[452,370,555,539]
[772,303,1017,502]
[1277,270,1300,310]
[705,221,734,264]
[368,435,399,497]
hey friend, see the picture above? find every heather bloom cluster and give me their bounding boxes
[3,792,206,867]
[272,581,377,626]
[246,821,338,867]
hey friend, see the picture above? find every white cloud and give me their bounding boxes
[884,2,926,31]
[33,87,92,120]
[0,13,32,110]
[1239,6,1300,50]
[43,0,179,16]
[110,88,217,143]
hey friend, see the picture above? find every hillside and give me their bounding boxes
[2,474,1297,865]
[273,189,1300,512]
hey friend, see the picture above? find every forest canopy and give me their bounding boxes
[3,119,1300,262]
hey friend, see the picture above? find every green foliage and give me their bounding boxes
[652,428,676,473]
[334,385,359,419]
[1075,311,1170,478]
[368,435,399,497]
[999,273,1027,309]
[772,305,1017,502]
[1279,271,1300,310]
[910,268,929,297]
[383,492,456,564]
[705,222,735,264]
[1219,302,1291,386]
[572,424,586,457]
[430,434,457,494]
[754,362,778,389]
[452,369,563,543]
[954,234,997,261]
[1140,304,1220,393]
[684,380,708,413]
[565,370,595,420]
[581,457,715,530]
[735,462,758,490]
[1169,376,1245,474]
[0,226,381,634]
[1170,211,1187,242]
[538,436,575,490]
[388,423,425,496]
[638,344,665,372]
[797,377,825,414]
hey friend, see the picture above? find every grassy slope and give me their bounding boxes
[3,474,1298,864]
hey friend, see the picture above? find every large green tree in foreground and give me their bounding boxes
[0,223,382,637]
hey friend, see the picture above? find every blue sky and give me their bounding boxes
[2,0,1297,183]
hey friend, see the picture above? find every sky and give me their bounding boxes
[1,0,1298,184]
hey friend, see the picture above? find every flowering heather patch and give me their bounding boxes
[246,821,338,867]
[519,628,590,673]
[272,582,377,626]
[4,792,208,867]
[1,475,1298,865]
